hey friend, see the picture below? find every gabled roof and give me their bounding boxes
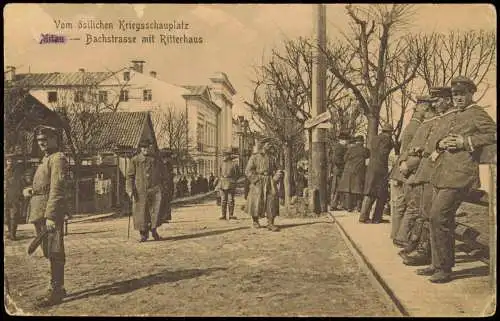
[63,111,151,154]
[14,72,115,87]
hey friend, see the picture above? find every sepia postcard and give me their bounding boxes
[3,3,497,317]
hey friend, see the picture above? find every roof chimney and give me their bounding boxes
[149,71,157,78]
[78,68,85,72]
[5,66,16,81]
[131,60,145,73]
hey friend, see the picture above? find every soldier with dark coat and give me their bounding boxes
[126,139,166,242]
[25,125,69,307]
[208,172,216,191]
[337,136,370,211]
[359,124,394,223]
[245,139,283,231]
[398,87,453,266]
[418,76,497,283]
[328,133,349,211]
[218,148,240,220]
[4,152,25,241]
[389,97,430,246]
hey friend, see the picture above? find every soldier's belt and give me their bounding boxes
[32,192,49,196]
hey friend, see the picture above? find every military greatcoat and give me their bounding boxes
[29,151,69,258]
[363,132,394,197]
[126,153,165,231]
[337,144,370,195]
[245,152,280,218]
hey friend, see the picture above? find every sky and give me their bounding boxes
[4,4,497,121]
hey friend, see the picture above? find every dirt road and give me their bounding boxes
[4,197,399,316]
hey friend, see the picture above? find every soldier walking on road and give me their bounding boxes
[337,136,369,212]
[25,126,69,307]
[397,87,452,266]
[245,139,284,231]
[126,139,166,242]
[418,76,497,283]
[359,124,394,223]
[389,97,430,246]
[218,148,240,220]
[328,133,349,211]
[4,152,24,241]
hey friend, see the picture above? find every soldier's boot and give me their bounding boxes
[219,201,227,220]
[359,196,374,223]
[151,228,161,241]
[429,269,452,283]
[139,230,149,242]
[416,265,437,276]
[228,200,237,220]
[252,217,261,229]
[37,261,66,308]
[266,216,280,232]
[403,223,431,266]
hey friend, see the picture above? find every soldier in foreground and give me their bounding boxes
[398,87,452,266]
[126,139,166,242]
[359,124,394,223]
[389,96,430,246]
[420,76,496,283]
[5,152,24,241]
[245,139,283,231]
[24,126,68,307]
[218,147,239,220]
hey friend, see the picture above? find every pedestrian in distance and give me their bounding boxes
[245,139,283,231]
[328,132,349,211]
[4,151,24,241]
[359,124,394,223]
[218,147,240,220]
[337,136,369,212]
[126,139,166,242]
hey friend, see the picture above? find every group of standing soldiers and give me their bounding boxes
[390,76,496,283]
[329,76,496,284]
[329,123,394,224]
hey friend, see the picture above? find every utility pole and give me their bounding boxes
[309,3,328,214]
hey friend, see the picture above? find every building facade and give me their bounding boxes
[8,61,237,177]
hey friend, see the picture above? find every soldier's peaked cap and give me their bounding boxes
[223,147,232,155]
[451,76,477,93]
[355,135,364,142]
[429,87,452,98]
[338,132,350,140]
[35,125,58,139]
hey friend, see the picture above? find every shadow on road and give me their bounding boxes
[451,265,489,281]
[278,221,330,230]
[161,226,250,241]
[62,267,227,303]
[67,230,109,236]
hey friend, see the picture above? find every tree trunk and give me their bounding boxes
[366,114,379,150]
[283,143,293,210]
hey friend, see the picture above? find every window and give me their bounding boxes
[74,91,84,103]
[47,91,57,103]
[197,123,204,152]
[123,71,130,81]
[119,90,129,102]
[98,91,108,103]
[143,89,152,101]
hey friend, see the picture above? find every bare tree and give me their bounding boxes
[418,29,496,102]
[152,104,190,170]
[319,4,431,148]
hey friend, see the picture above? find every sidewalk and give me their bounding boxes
[333,211,495,317]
